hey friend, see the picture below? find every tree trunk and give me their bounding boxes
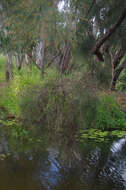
[24,54,31,72]
[6,54,12,82]
[87,0,96,15]
[15,54,23,70]
[60,42,71,73]
[111,59,126,90]
[40,39,46,76]
[110,47,126,90]
[92,8,126,61]
[113,48,125,69]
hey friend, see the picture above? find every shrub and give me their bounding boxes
[19,73,99,146]
[96,95,126,130]
[0,65,59,116]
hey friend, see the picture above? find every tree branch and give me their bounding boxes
[92,8,126,61]
[113,48,126,69]
[111,59,126,90]
[87,0,96,15]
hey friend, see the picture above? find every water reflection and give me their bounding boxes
[0,157,46,190]
[38,147,62,190]
[0,138,126,189]
[100,138,126,189]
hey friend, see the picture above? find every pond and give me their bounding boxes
[0,137,126,190]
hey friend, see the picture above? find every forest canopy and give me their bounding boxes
[0,0,125,89]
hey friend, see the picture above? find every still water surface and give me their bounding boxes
[0,138,126,190]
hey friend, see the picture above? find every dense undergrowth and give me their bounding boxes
[0,56,126,152]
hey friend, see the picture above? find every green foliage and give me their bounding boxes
[0,55,126,151]
[0,0,126,154]
[18,72,99,147]
[96,95,126,130]
[116,65,126,92]
[73,88,99,129]
[79,129,126,143]
[0,64,59,115]
[0,107,48,153]
[80,129,109,142]
[6,121,46,152]
[88,58,112,87]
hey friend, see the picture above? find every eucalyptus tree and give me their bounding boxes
[70,0,126,89]
[0,0,77,76]
[1,0,126,87]
[0,0,60,73]
[87,0,126,89]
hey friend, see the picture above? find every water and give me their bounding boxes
[0,138,126,190]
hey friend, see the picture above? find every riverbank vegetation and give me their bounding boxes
[0,56,126,152]
[0,0,126,153]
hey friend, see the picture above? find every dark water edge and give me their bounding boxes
[0,137,126,190]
